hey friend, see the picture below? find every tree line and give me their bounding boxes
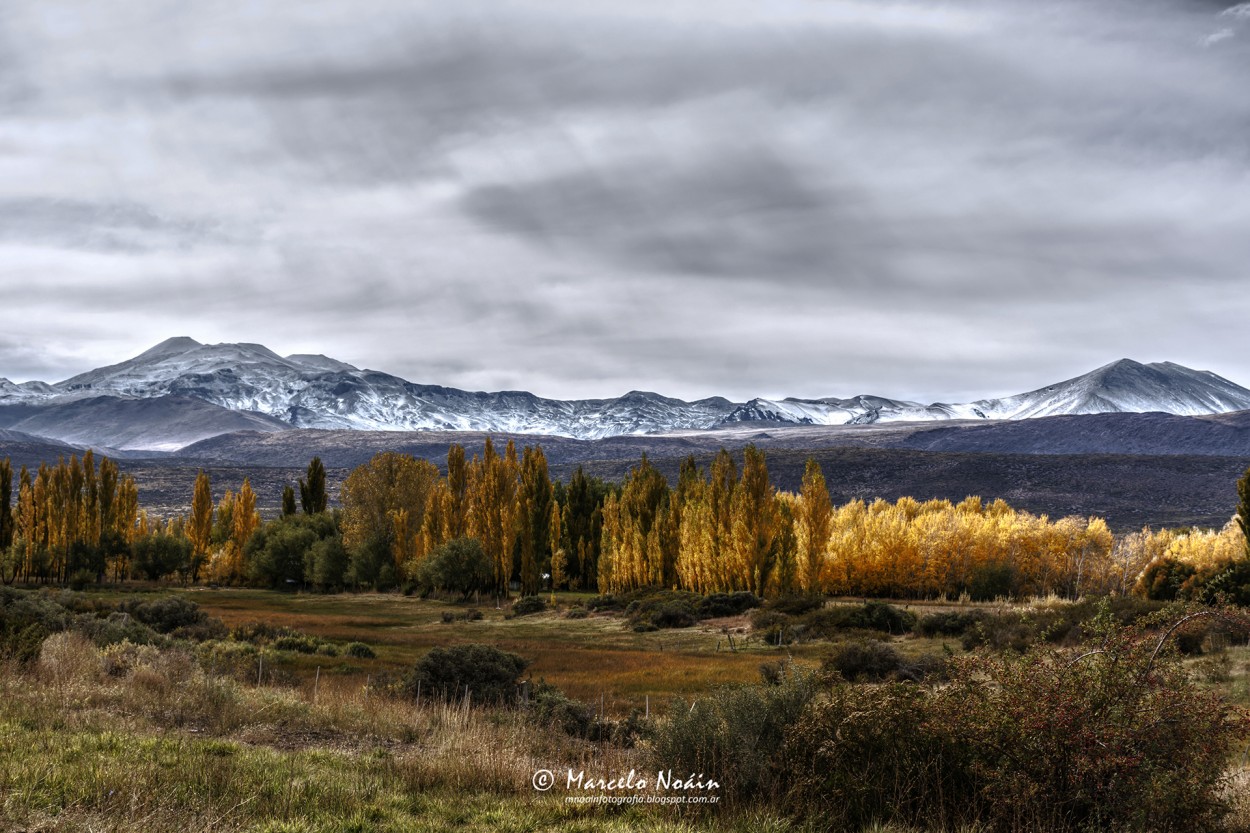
[1,444,1247,600]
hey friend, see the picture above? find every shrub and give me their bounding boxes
[650,602,697,629]
[752,601,915,644]
[765,595,823,616]
[406,643,527,705]
[786,608,1249,832]
[440,608,482,623]
[120,596,208,634]
[824,640,947,683]
[196,639,259,681]
[39,631,100,685]
[918,609,986,637]
[528,681,598,738]
[856,601,917,635]
[650,669,820,805]
[785,682,969,830]
[511,596,546,617]
[750,609,795,645]
[272,635,321,654]
[344,642,375,659]
[586,594,624,612]
[563,606,589,619]
[624,590,702,630]
[698,592,762,618]
[825,641,907,682]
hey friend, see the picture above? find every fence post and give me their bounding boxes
[314,666,320,705]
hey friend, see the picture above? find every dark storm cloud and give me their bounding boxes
[461,148,891,284]
[1,0,1248,400]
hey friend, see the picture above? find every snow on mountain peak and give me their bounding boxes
[5,341,1250,449]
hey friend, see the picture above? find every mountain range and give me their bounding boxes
[2,337,1250,452]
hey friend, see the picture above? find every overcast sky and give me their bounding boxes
[1,0,1248,403]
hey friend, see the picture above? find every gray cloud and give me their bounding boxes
[0,0,1247,403]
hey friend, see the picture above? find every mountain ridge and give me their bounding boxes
[3,340,1250,450]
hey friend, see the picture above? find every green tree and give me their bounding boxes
[417,537,493,598]
[518,446,553,596]
[282,485,298,517]
[306,535,350,590]
[0,457,12,553]
[299,456,328,515]
[132,533,193,581]
[247,516,318,588]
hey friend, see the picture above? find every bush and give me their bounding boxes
[650,669,820,804]
[698,592,762,618]
[528,681,599,738]
[586,594,624,612]
[406,643,527,705]
[824,641,947,683]
[39,631,100,685]
[752,601,916,644]
[750,609,795,645]
[563,606,589,619]
[120,596,208,634]
[511,596,546,617]
[100,639,162,677]
[918,609,987,637]
[344,642,375,659]
[272,635,321,654]
[765,595,823,616]
[825,641,906,682]
[625,590,701,630]
[1138,556,1199,601]
[439,608,482,623]
[650,602,697,629]
[786,608,1249,832]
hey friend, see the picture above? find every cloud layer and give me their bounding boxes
[1,0,1248,403]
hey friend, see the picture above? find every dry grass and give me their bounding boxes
[2,637,783,832]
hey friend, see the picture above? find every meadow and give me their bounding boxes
[6,584,1250,832]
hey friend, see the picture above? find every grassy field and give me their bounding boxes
[9,586,1250,831]
[0,637,799,833]
[148,588,832,713]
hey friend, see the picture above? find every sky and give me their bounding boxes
[1,0,1248,404]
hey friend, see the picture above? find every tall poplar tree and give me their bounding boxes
[0,458,12,553]
[797,458,833,594]
[300,457,328,515]
[188,471,214,581]
[518,446,553,596]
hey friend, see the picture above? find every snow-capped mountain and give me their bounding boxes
[2,341,1249,450]
[722,360,1250,427]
